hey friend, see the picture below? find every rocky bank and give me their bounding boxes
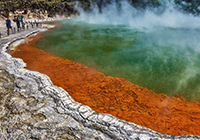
[11,32,200,137]
[0,26,200,139]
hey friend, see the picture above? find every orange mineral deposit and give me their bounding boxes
[11,33,200,136]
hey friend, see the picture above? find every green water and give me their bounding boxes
[35,20,200,101]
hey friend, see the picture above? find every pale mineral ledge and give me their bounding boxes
[0,27,199,140]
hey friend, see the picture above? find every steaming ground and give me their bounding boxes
[34,1,200,101]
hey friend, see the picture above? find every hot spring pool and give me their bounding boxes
[34,19,200,102]
[34,0,200,101]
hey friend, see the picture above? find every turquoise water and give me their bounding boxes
[34,19,200,101]
[33,0,200,102]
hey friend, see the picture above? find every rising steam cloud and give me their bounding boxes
[60,0,200,101]
[75,0,200,29]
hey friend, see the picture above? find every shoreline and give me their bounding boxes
[10,24,200,136]
[1,22,200,139]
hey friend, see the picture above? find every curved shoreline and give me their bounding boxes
[11,33,200,136]
[0,26,200,139]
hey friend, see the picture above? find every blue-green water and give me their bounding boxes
[34,19,200,101]
[35,0,200,101]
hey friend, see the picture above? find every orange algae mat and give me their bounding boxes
[11,34,200,136]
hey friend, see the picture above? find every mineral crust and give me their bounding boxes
[0,29,200,140]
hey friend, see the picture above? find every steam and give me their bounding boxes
[74,0,200,30]
[60,0,200,100]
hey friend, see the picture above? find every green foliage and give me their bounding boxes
[0,0,77,17]
[131,0,161,8]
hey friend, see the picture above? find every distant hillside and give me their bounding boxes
[0,0,81,18]
[0,0,166,18]
[1,0,200,19]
